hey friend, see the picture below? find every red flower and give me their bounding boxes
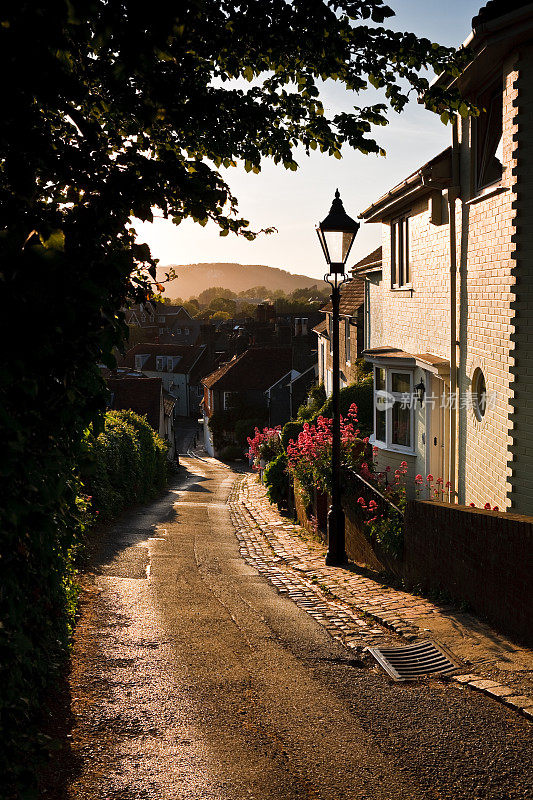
[493,506,499,512]
[427,474,434,482]
[484,502,491,510]
[469,502,476,508]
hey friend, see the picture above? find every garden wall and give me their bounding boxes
[404,500,533,645]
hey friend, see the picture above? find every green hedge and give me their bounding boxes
[0,411,168,796]
[264,452,289,510]
[82,410,168,521]
[318,375,373,433]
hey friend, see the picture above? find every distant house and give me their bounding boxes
[107,374,177,461]
[125,301,201,345]
[117,343,208,417]
[201,346,293,455]
[315,276,365,396]
[265,363,319,427]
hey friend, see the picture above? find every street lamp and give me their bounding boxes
[317,189,360,565]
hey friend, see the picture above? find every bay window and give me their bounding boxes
[373,366,414,452]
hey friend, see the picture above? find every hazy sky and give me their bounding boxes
[135,1,482,285]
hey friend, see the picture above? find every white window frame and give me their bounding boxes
[344,319,351,364]
[372,366,415,454]
[223,391,233,411]
[156,356,166,372]
[391,215,412,289]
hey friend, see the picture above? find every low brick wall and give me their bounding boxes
[345,509,386,572]
[404,501,533,645]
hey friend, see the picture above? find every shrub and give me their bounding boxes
[319,375,373,433]
[264,452,289,510]
[247,425,282,468]
[281,419,304,452]
[296,382,326,421]
[234,417,266,449]
[286,403,367,505]
[81,410,168,521]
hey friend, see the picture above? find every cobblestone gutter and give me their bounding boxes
[228,473,533,722]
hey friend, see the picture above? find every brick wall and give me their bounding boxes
[372,54,518,512]
[404,500,533,644]
[457,55,517,511]
[508,44,533,512]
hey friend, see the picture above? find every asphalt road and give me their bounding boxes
[61,457,532,800]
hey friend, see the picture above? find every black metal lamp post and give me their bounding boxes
[317,189,360,565]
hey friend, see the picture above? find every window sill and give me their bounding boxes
[465,183,508,206]
[390,285,413,294]
[370,435,416,458]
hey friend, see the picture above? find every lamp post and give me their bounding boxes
[316,189,360,565]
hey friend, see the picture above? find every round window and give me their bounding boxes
[472,368,487,421]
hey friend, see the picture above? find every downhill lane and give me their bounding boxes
[57,457,532,800]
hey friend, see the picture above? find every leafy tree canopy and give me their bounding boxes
[0,3,470,790]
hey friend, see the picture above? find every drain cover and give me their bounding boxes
[367,640,460,681]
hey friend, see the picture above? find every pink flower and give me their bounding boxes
[484,502,491,510]
[436,477,443,485]
[427,474,434,482]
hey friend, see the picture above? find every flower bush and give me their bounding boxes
[353,460,408,557]
[247,425,282,469]
[286,403,368,504]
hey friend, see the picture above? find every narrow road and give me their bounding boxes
[55,457,532,800]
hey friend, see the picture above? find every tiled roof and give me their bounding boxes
[321,276,365,316]
[107,377,162,431]
[202,346,292,391]
[472,1,532,29]
[119,343,205,374]
[312,319,328,336]
[352,247,382,273]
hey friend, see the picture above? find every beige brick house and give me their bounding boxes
[315,276,365,396]
[357,2,533,513]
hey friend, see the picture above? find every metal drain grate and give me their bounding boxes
[367,640,460,681]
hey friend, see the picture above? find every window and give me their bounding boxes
[472,368,487,421]
[391,215,411,288]
[223,391,234,410]
[156,356,166,371]
[157,315,166,323]
[185,327,190,335]
[176,327,182,334]
[345,320,351,363]
[373,367,414,452]
[135,354,147,371]
[476,81,503,191]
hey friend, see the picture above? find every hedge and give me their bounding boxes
[81,410,168,520]
[0,410,168,797]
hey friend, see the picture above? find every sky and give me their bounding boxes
[134,1,483,286]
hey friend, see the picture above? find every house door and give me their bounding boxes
[425,373,447,486]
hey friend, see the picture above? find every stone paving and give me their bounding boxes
[227,471,533,721]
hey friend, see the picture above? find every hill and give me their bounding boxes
[159,262,322,300]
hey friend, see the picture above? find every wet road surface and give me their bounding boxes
[60,457,532,799]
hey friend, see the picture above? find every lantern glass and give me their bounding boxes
[324,230,356,268]
[316,189,359,274]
